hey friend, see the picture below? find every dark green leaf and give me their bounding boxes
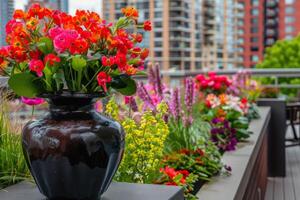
[111,75,137,95]
[8,73,43,97]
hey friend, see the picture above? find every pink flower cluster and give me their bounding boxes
[195,72,232,95]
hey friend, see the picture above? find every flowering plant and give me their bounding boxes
[155,166,198,200]
[202,94,251,151]
[1,4,151,98]
[105,97,169,183]
[195,72,231,95]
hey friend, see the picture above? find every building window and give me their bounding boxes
[285,0,295,4]
[285,26,294,33]
[154,12,162,18]
[155,51,162,57]
[285,16,295,23]
[154,41,162,47]
[251,18,258,25]
[251,46,259,51]
[155,32,162,37]
[251,37,259,42]
[251,27,259,33]
[251,9,259,16]
[251,55,259,62]
[251,0,259,6]
[285,7,294,14]
[285,35,294,40]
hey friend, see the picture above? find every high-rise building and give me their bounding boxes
[102,0,203,71]
[26,0,69,13]
[201,0,239,70]
[0,0,14,47]
[237,0,300,68]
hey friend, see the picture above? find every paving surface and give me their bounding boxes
[265,127,300,200]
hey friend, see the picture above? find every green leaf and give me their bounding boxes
[37,37,53,54]
[8,73,43,98]
[72,55,87,71]
[135,71,147,76]
[111,75,137,96]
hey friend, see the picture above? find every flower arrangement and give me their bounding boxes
[195,72,231,95]
[1,4,151,98]
[105,97,169,183]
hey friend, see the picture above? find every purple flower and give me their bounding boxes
[184,77,195,114]
[169,87,181,121]
[137,82,156,111]
[124,96,138,112]
[21,97,45,106]
[154,63,163,99]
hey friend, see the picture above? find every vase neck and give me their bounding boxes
[48,97,96,119]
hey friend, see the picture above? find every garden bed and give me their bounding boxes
[196,106,271,199]
[0,107,270,200]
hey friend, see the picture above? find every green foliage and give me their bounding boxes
[257,36,300,97]
[164,118,211,153]
[0,95,31,189]
[8,72,43,97]
[106,98,169,183]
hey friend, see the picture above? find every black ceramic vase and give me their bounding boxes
[21,94,125,200]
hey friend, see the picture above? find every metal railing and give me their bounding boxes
[2,68,300,89]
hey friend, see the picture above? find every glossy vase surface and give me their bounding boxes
[22,95,125,200]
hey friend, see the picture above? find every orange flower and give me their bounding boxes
[125,65,137,75]
[217,108,226,118]
[219,94,228,105]
[26,17,39,30]
[121,7,139,20]
[13,10,26,19]
[140,48,149,60]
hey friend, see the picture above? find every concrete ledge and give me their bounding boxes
[0,181,184,200]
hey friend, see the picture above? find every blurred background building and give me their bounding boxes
[25,0,68,12]
[1,0,300,70]
[0,0,14,47]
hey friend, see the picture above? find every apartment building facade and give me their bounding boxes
[0,0,14,47]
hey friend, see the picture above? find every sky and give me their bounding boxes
[14,0,102,15]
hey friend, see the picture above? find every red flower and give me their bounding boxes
[13,10,26,19]
[161,166,177,179]
[177,170,190,177]
[44,54,61,66]
[132,33,143,43]
[179,148,190,155]
[143,20,152,31]
[29,59,45,77]
[97,72,112,92]
[102,56,116,67]
[241,97,248,104]
[140,48,149,60]
[29,49,42,59]
[70,38,88,55]
[165,182,177,186]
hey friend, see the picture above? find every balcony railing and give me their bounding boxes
[2,69,300,90]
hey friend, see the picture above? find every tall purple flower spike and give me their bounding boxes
[169,87,181,121]
[184,77,195,114]
[137,82,156,111]
[147,63,156,87]
[154,63,164,100]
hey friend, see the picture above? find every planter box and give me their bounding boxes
[197,107,271,200]
[257,98,286,177]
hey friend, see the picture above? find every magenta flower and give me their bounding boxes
[48,26,63,39]
[169,88,181,121]
[21,97,45,106]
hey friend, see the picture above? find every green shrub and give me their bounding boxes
[0,95,30,189]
